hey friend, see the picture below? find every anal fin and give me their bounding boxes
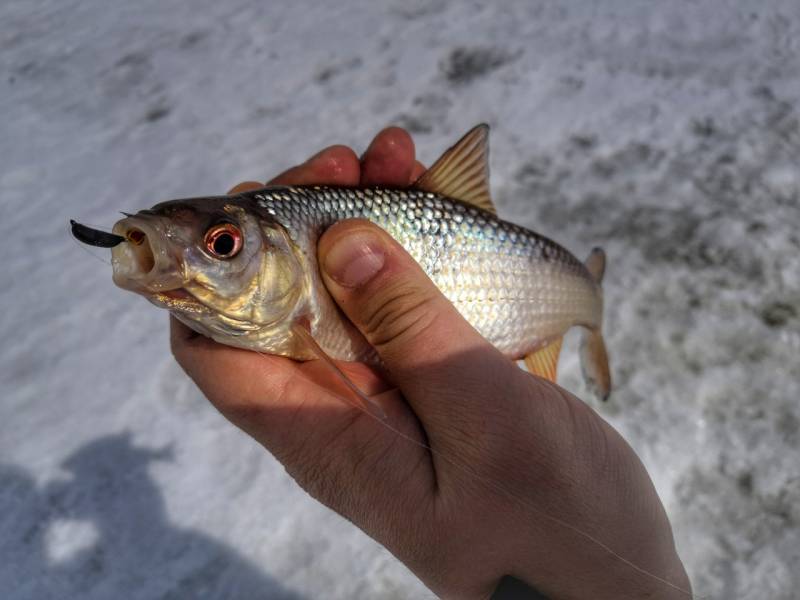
[523,337,563,384]
[291,322,388,421]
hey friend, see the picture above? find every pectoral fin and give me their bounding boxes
[523,337,563,383]
[291,322,388,421]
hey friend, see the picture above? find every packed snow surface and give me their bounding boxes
[2,1,800,598]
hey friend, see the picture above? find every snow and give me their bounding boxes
[2,1,800,598]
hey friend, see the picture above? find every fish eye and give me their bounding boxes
[204,223,242,259]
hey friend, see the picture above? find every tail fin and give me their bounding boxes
[584,247,605,282]
[580,329,611,401]
[580,248,612,401]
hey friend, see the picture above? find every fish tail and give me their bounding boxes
[580,248,612,401]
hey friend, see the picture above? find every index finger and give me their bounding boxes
[169,317,387,451]
[270,145,361,186]
[227,145,361,194]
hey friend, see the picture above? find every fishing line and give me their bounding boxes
[274,352,701,599]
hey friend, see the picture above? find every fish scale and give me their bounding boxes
[253,185,601,362]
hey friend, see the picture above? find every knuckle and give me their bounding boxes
[479,379,590,495]
[360,281,441,351]
[284,436,357,512]
[285,450,343,508]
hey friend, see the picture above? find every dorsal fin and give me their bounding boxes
[413,124,496,215]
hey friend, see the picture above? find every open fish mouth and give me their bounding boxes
[111,215,185,294]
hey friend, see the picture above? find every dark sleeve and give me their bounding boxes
[490,576,549,600]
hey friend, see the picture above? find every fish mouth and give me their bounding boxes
[111,215,186,295]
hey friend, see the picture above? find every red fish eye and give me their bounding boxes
[204,224,242,258]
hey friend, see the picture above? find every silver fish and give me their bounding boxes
[106,125,611,400]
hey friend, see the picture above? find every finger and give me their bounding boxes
[169,317,433,523]
[227,181,264,194]
[317,220,521,431]
[170,316,385,444]
[269,145,360,186]
[170,317,336,440]
[360,127,417,187]
[410,160,427,183]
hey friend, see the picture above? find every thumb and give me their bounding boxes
[317,219,518,427]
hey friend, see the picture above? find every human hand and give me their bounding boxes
[171,127,691,599]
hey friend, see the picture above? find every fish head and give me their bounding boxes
[111,196,306,347]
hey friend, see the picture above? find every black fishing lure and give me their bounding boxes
[70,220,126,248]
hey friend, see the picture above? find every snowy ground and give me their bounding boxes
[2,1,800,598]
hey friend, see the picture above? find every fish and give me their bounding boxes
[100,124,611,404]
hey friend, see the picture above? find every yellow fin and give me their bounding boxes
[580,328,611,401]
[581,248,611,400]
[414,124,496,214]
[523,337,563,383]
[291,322,388,420]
